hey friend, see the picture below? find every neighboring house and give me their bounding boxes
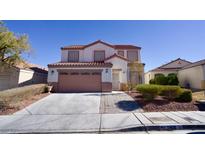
[48,40,145,92]
[0,62,48,91]
[145,58,192,84]
[178,59,205,90]
[145,58,205,90]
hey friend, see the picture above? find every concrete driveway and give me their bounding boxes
[0,92,145,133]
[15,93,101,115]
[1,92,205,133]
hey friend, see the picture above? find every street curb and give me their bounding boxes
[1,124,205,134]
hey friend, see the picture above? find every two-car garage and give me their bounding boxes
[58,70,102,92]
[47,62,113,93]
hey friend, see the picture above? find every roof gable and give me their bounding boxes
[160,58,192,69]
[105,53,129,62]
[83,40,114,49]
[182,59,205,70]
[149,58,192,72]
[61,40,141,50]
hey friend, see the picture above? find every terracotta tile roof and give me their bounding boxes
[150,68,180,72]
[61,40,141,50]
[114,45,141,49]
[105,53,129,62]
[182,59,205,70]
[48,62,113,68]
[61,45,84,50]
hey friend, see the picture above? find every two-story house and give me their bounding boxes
[48,40,145,92]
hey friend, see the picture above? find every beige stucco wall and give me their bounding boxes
[145,70,178,84]
[56,42,143,86]
[61,43,141,63]
[82,43,116,61]
[178,65,205,89]
[61,42,117,62]
[105,57,128,83]
[0,67,19,91]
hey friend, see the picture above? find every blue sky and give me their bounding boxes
[4,20,205,72]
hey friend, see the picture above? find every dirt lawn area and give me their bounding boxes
[128,92,200,112]
[0,93,50,115]
[192,91,205,100]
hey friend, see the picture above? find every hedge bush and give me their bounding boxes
[0,84,48,105]
[136,84,192,102]
[154,75,168,85]
[136,84,159,100]
[149,79,155,84]
[175,89,192,102]
[127,83,137,91]
[150,73,179,86]
[167,74,179,85]
[160,86,181,100]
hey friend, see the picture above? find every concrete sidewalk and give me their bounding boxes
[0,111,205,133]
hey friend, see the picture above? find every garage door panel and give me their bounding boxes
[58,73,101,92]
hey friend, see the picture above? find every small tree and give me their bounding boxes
[128,60,144,90]
[0,21,31,68]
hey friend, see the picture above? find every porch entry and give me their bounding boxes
[112,70,120,90]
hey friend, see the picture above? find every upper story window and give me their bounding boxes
[94,50,105,62]
[68,51,79,62]
[127,50,138,62]
[118,50,124,57]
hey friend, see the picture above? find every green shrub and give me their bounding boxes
[151,73,179,86]
[175,89,192,102]
[149,79,155,84]
[160,86,181,100]
[167,74,179,85]
[127,83,136,91]
[167,73,177,77]
[136,84,186,101]
[155,75,168,85]
[0,84,48,105]
[136,84,159,101]
[44,85,50,93]
[154,73,164,78]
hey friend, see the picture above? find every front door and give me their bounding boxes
[112,72,120,90]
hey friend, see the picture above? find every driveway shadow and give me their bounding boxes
[115,100,141,111]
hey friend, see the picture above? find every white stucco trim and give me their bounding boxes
[105,57,128,83]
[18,69,34,84]
[47,67,112,83]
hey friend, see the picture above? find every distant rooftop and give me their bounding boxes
[15,61,48,73]
[182,59,205,70]
[148,58,192,72]
[61,40,141,50]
